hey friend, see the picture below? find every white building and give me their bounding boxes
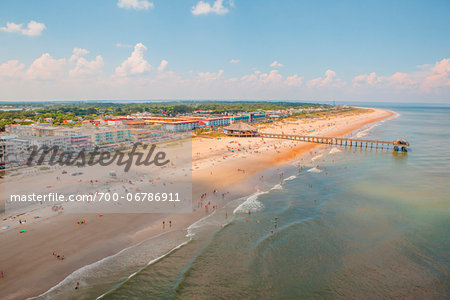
[87,128,132,145]
[2,135,70,166]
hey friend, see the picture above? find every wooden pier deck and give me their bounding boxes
[259,133,409,150]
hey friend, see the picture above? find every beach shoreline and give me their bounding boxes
[0,107,394,300]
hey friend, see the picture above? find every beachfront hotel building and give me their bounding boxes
[1,135,70,166]
[0,136,11,168]
[5,124,64,137]
[162,117,231,132]
[87,128,132,145]
[162,120,199,132]
[54,128,92,151]
[129,128,165,142]
[199,117,230,127]
[229,113,266,124]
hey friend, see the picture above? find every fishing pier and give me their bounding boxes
[259,133,410,152]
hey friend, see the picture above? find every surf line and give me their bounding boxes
[29,229,179,300]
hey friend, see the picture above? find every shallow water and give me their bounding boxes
[46,104,450,299]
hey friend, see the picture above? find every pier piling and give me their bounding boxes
[258,133,409,152]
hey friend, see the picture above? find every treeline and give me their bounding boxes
[0,101,328,130]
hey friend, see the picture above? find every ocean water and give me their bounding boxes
[43,104,450,299]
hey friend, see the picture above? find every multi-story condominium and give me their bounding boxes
[2,135,70,165]
[198,117,230,127]
[87,128,132,145]
[162,121,199,132]
[54,128,92,150]
[5,124,63,137]
[129,129,165,141]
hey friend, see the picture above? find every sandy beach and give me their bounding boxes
[0,107,393,299]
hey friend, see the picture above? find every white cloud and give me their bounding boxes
[307,69,345,88]
[352,58,450,93]
[192,0,231,15]
[0,21,46,36]
[270,60,283,68]
[70,48,90,62]
[241,70,261,83]
[421,58,450,91]
[197,69,224,81]
[352,72,380,87]
[26,53,66,80]
[73,48,89,56]
[115,43,151,77]
[229,59,240,64]
[157,60,168,72]
[115,43,133,48]
[0,22,22,34]
[1,54,448,101]
[0,60,25,78]
[117,0,154,10]
[260,70,282,84]
[285,74,303,87]
[70,56,104,77]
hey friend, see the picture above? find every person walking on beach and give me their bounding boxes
[75,281,80,290]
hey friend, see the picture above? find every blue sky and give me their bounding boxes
[0,0,449,102]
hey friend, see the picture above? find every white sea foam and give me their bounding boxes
[31,230,176,300]
[311,154,323,161]
[329,147,341,154]
[186,211,216,237]
[307,166,322,173]
[354,111,397,138]
[283,175,297,182]
[96,239,191,299]
[271,183,283,190]
[233,190,266,214]
[355,123,381,138]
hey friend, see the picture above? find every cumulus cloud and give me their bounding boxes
[197,69,224,81]
[0,60,25,78]
[0,21,46,36]
[241,70,261,83]
[69,48,90,62]
[117,0,154,10]
[285,74,304,87]
[115,43,151,77]
[73,48,89,56]
[157,60,168,72]
[115,43,133,48]
[230,59,240,64]
[70,56,104,77]
[26,53,66,80]
[352,59,450,92]
[260,70,283,84]
[421,58,450,91]
[270,61,283,68]
[352,72,380,87]
[240,70,288,86]
[1,53,448,101]
[307,69,345,88]
[192,0,232,15]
